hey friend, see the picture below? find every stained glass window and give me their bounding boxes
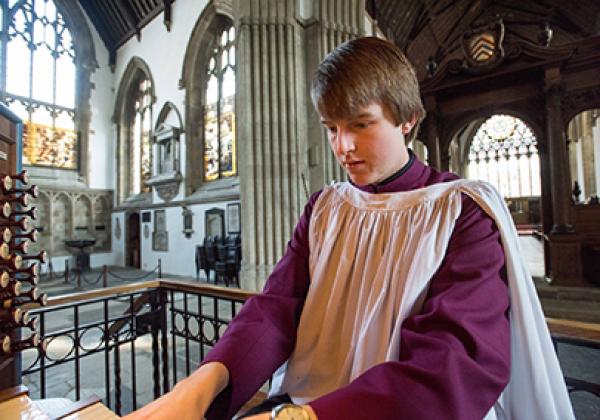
[204,25,236,181]
[1,0,77,169]
[467,115,540,198]
[132,79,152,194]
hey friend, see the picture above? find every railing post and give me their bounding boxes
[158,259,162,278]
[48,260,54,280]
[114,334,122,416]
[159,288,169,394]
[102,265,108,288]
[150,290,162,399]
[64,259,69,283]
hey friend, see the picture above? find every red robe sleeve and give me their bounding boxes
[308,195,511,420]
[203,191,322,420]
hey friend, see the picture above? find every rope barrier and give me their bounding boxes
[106,264,160,281]
[42,259,163,286]
[80,270,104,286]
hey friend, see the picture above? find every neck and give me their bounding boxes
[376,149,414,186]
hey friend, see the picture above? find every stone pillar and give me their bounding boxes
[304,0,366,192]
[234,0,366,290]
[544,67,583,285]
[234,0,308,290]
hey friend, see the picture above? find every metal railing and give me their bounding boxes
[20,279,253,416]
[17,281,600,417]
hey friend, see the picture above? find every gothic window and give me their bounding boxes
[467,115,541,198]
[203,25,236,181]
[1,0,77,169]
[133,78,152,194]
[114,57,155,203]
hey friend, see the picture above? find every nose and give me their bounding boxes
[333,127,356,156]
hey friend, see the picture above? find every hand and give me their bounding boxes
[122,362,229,420]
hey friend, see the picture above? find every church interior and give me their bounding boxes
[0,0,600,418]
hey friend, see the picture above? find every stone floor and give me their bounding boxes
[20,240,600,419]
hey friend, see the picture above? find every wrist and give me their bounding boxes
[177,362,230,406]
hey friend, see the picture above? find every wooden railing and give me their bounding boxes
[15,281,600,416]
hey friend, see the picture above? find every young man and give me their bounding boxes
[126,37,573,420]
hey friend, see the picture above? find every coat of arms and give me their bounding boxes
[462,19,505,69]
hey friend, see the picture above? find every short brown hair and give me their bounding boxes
[311,37,425,141]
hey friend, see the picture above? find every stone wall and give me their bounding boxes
[29,187,113,258]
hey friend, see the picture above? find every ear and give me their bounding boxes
[401,114,419,135]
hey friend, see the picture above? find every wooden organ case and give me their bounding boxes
[0,103,48,390]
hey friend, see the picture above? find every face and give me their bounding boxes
[321,102,411,186]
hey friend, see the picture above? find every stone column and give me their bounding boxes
[303,0,366,191]
[544,67,583,285]
[234,0,308,290]
[234,0,366,290]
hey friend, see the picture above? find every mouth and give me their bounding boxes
[343,160,364,169]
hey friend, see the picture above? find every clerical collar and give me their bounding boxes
[376,150,415,186]
[351,149,424,194]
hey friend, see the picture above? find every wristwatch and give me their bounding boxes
[270,403,311,420]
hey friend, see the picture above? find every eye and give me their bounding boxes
[354,121,371,129]
[325,125,337,134]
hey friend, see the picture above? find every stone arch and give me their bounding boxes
[93,195,112,250]
[113,57,156,203]
[52,192,73,255]
[155,101,183,130]
[74,194,93,233]
[180,0,234,194]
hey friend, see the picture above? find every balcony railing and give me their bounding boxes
[17,280,600,417]
[20,279,253,416]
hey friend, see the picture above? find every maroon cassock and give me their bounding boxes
[203,152,510,420]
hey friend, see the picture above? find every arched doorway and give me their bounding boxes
[449,114,544,277]
[126,212,141,268]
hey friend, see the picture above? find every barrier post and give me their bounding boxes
[158,259,162,278]
[103,265,108,288]
[64,260,69,283]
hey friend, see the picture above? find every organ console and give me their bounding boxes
[1,193,29,207]
[11,263,38,276]
[2,227,12,243]
[11,229,38,243]
[0,217,31,231]
[0,104,47,389]
[8,239,29,254]
[1,170,29,185]
[1,202,11,219]
[0,255,22,270]
[9,206,37,220]
[21,250,47,264]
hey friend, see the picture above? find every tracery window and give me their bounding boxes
[1,0,77,169]
[132,79,152,194]
[204,25,236,181]
[467,115,541,198]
